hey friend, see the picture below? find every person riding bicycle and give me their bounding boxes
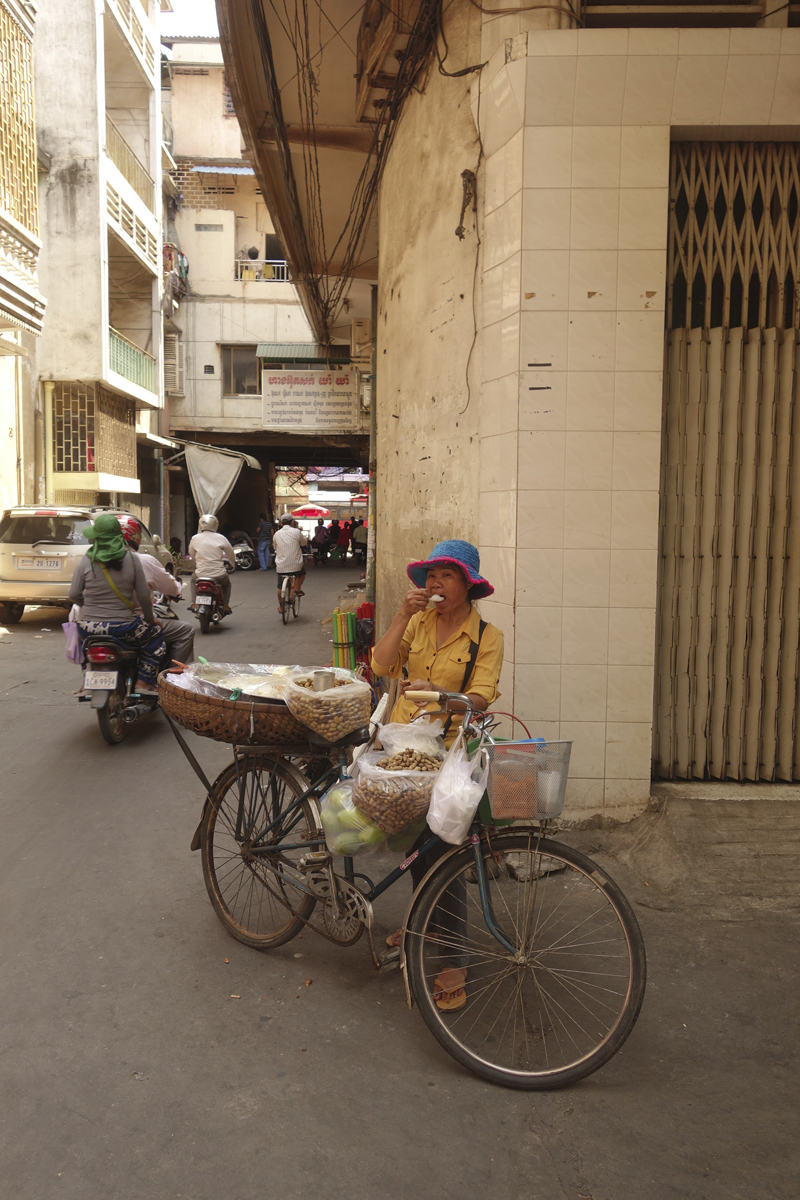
[117,515,194,667]
[273,514,308,614]
[371,540,504,1010]
[188,514,235,614]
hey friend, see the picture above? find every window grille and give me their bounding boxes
[163,333,185,395]
[223,74,236,117]
[668,142,800,332]
[53,384,95,473]
[97,389,136,477]
[106,183,159,269]
[0,4,38,235]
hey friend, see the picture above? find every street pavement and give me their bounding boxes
[0,563,797,1200]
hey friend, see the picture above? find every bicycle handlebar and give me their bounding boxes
[405,690,441,703]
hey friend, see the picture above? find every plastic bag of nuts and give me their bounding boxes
[352,749,442,835]
[283,666,372,741]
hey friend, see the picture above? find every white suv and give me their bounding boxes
[0,505,171,624]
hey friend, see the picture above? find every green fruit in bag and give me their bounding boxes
[358,823,385,847]
[332,832,363,856]
[338,805,370,832]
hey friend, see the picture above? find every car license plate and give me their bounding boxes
[84,671,118,689]
[196,596,212,606]
[15,556,62,570]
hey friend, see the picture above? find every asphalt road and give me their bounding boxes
[0,564,797,1200]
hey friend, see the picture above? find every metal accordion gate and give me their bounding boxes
[655,142,800,782]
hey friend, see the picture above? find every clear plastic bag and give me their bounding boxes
[427,733,490,845]
[164,662,296,699]
[319,779,385,856]
[352,750,439,835]
[377,719,445,759]
[283,666,372,739]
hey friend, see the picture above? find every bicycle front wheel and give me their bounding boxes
[291,591,300,618]
[405,831,646,1090]
[201,756,320,948]
[281,589,289,624]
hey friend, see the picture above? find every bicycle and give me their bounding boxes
[168,690,646,1090]
[278,571,301,624]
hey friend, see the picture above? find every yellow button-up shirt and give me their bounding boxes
[371,604,504,739]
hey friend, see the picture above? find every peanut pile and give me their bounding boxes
[353,751,443,834]
[376,750,441,772]
[286,679,371,740]
[294,677,348,690]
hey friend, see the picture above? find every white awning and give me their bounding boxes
[181,443,261,515]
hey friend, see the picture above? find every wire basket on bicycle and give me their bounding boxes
[484,740,571,821]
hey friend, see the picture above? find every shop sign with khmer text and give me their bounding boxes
[262,370,358,431]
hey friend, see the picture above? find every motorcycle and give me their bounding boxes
[312,536,330,566]
[224,542,255,572]
[193,576,227,634]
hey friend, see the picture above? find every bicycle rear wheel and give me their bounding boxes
[281,583,289,624]
[201,756,320,948]
[291,590,300,618]
[405,831,646,1090]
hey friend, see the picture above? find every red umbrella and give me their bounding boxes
[291,503,330,518]
[351,494,368,504]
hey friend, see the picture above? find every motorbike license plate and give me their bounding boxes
[84,670,118,689]
[16,556,62,570]
[196,596,212,606]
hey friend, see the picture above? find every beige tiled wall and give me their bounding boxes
[477,25,800,820]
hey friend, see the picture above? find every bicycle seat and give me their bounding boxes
[304,725,371,752]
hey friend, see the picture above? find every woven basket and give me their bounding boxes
[158,674,308,746]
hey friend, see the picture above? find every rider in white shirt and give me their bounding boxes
[272,514,308,612]
[188,514,235,613]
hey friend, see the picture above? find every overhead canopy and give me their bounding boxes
[192,165,255,175]
[181,443,261,515]
[257,342,351,362]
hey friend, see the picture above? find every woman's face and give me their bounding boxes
[425,565,469,612]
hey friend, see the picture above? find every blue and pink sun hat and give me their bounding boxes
[407,539,494,600]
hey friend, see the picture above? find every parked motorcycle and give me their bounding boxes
[77,590,178,744]
[193,576,227,634]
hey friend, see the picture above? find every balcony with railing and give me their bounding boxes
[106,115,155,213]
[234,258,290,282]
[106,0,156,77]
[109,326,156,394]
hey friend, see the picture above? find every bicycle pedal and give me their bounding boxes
[298,850,331,872]
[377,946,400,971]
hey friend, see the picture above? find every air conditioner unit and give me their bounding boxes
[350,318,371,358]
[163,333,185,396]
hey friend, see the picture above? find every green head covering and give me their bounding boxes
[85,514,126,563]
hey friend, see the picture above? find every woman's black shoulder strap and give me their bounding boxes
[460,619,488,694]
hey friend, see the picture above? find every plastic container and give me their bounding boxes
[484,740,572,821]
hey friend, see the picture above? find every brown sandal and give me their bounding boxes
[385,929,403,948]
[433,968,467,1012]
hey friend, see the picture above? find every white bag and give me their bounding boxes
[427,733,490,845]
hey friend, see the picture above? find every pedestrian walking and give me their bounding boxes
[256,512,271,571]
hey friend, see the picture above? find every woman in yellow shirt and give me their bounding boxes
[371,540,504,1010]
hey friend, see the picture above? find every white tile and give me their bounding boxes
[605,722,653,779]
[671,56,728,124]
[615,311,664,373]
[618,188,669,251]
[479,489,518,548]
[562,607,609,665]
[515,605,562,664]
[620,126,670,188]
[514,663,561,721]
[562,548,610,607]
[571,189,619,250]
[517,489,565,549]
[609,548,658,607]
[506,57,527,124]
[561,665,608,721]
[622,56,677,126]
[527,29,579,57]
[480,599,515,662]
[523,126,573,189]
[567,371,615,431]
[519,370,567,430]
[483,254,522,326]
[480,430,519,492]
[770,56,800,125]
[568,311,617,372]
[565,430,613,490]
[607,665,654,722]
[604,778,650,817]
[480,373,518,439]
[568,250,618,312]
[611,490,660,549]
[481,66,525,158]
[520,249,569,311]
[522,188,571,250]
[520,310,570,371]
[560,725,607,780]
[573,56,627,125]
[614,371,663,431]
[519,430,566,489]
[494,545,518,605]
[481,15,520,64]
[628,29,679,55]
[516,548,563,606]
[482,313,520,383]
[484,129,524,215]
[608,606,656,666]
[729,28,782,55]
[612,431,662,491]
[563,776,606,815]
[484,191,523,271]
[781,28,800,53]
[677,29,730,55]
[525,55,576,126]
[721,56,779,126]
[617,250,667,312]
[571,126,621,188]
[564,489,612,549]
[577,29,628,56]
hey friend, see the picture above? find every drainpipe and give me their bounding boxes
[43,381,54,502]
[34,408,44,503]
[158,450,165,539]
[365,284,377,606]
